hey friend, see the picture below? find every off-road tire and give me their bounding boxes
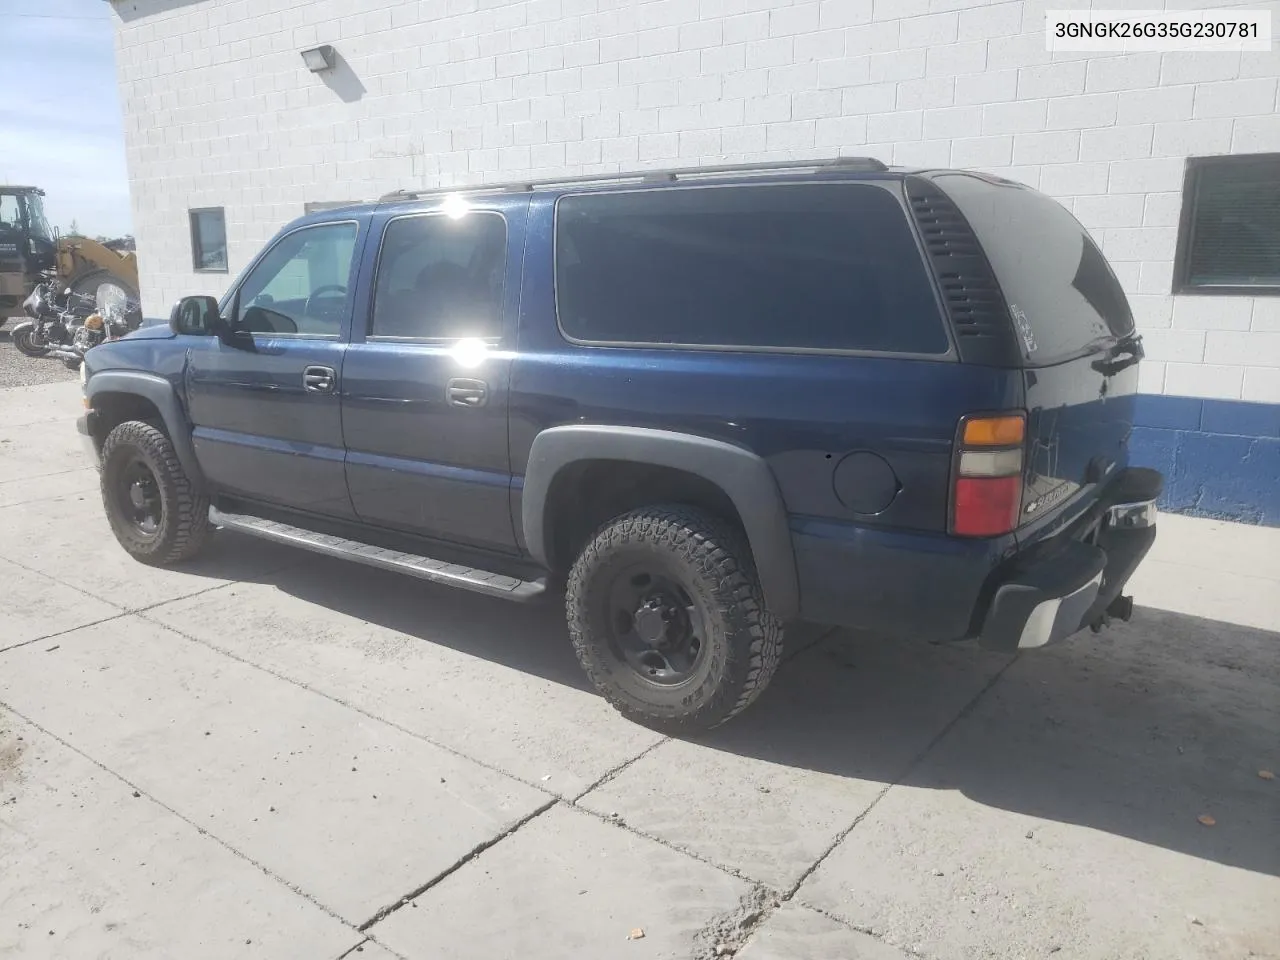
[11,326,50,357]
[100,420,211,565]
[566,505,782,732]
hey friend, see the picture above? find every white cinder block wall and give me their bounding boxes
[111,0,1280,404]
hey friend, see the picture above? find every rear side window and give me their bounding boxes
[936,174,1134,366]
[554,184,948,354]
[371,212,507,340]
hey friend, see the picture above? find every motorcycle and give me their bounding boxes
[10,272,142,369]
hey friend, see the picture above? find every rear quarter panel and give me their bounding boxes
[511,191,1025,636]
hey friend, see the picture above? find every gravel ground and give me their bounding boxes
[0,319,78,389]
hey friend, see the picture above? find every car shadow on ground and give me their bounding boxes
[207,531,1280,880]
[708,606,1280,880]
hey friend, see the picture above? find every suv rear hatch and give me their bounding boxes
[914,173,1142,543]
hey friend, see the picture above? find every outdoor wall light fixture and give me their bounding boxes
[300,45,336,72]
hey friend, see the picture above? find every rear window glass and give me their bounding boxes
[937,174,1134,366]
[554,183,948,354]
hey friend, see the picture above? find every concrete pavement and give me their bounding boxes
[1,379,1277,959]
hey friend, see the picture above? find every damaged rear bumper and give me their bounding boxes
[978,468,1161,652]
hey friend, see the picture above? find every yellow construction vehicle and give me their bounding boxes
[1,186,139,320]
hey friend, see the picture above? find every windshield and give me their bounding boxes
[20,193,54,242]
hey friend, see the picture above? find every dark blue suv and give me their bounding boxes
[78,159,1160,731]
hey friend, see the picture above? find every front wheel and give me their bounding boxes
[566,505,782,733]
[100,420,211,565]
[11,326,50,357]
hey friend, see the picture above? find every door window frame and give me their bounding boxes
[220,219,363,341]
[366,210,511,345]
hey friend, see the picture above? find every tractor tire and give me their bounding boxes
[71,270,139,315]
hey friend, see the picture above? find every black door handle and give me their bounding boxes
[446,378,488,408]
[303,365,337,394]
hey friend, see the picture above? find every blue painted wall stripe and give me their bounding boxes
[1129,394,1280,527]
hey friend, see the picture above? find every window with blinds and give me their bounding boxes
[1174,154,1280,295]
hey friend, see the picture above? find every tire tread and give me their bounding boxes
[566,504,782,732]
[100,420,210,565]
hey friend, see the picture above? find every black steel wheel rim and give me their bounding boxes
[603,562,708,687]
[116,456,162,539]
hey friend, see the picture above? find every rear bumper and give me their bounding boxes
[788,467,1161,645]
[977,469,1161,652]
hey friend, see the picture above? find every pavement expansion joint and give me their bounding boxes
[783,655,1015,900]
[136,607,565,799]
[0,697,360,934]
[357,797,560,932]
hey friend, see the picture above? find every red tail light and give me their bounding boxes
[953,476,1022,536]
[951,413,1026,537]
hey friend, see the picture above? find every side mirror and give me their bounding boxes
[169,295,220,336]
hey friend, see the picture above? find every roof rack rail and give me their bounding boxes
[377,156,888,202]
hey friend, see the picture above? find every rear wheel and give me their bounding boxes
[101,420,211,565]
[566,505,782,732]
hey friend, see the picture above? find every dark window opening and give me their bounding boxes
[1174,154,1280,296]
[554,183,949,355]
[190,208,228,273]
[370,212,508,340]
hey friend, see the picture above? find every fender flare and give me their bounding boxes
[87,370,206,491]
[523,425,800,620]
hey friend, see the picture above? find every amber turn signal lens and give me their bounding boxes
[84,314,104,331]
[962,415,1025,447]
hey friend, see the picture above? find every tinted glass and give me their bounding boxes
[236,222,358,336]
[23,193,53,242]
[0,195,20,235]
[555,184,948,354]
[938,174,1134,365]
[371,213,507,339]
[1182,157,1280,289]
[190,209,228,272]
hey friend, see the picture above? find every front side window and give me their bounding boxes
[1174,154,1280,294]
[190,208,228,272]
[234,222,358,337]
[554,183,949,354]
[370,212,507,340]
